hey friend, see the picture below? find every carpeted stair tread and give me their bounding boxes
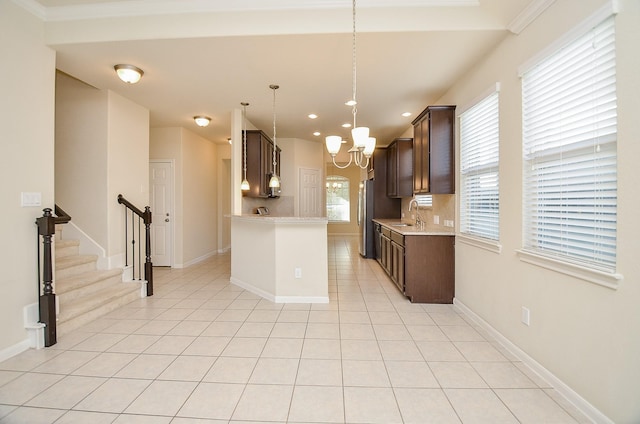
[57,283,140,323]
[56,268,123,295]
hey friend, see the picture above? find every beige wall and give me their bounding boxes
[55,72,108,248]
[182,129,218,265]
[0,1,56,354]
[106,91,150,259]
[56,75,149,264]
[438,1,640,421]
[150,127,220,267]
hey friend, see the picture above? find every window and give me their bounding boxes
[521,16,617,275]
[326,175,350,222]
[414,194,432,207]
[459,89,500,242]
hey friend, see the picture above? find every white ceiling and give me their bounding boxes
[19,0,538,145]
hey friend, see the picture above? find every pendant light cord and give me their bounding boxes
[351,0,358,130]
[241,102,249,181]
[270,85,278,173]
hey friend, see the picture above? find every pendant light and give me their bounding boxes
[268,84,281,189]
[324,0,376,169]
[240,102,250,192]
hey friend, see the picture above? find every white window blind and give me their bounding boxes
[414,194,432,207]
[459,91,500,240]
[522,16,617,272]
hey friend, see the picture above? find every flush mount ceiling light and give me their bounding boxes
[325,0,375,170]
[114,64,144,84]
[193,116,211,127]
[269,84,281,189]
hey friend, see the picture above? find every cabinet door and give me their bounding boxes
[420,114,430,193]
[429,107,455,194]
[413,122,423,193]
[387,143,398,197]
[244,131,266,198]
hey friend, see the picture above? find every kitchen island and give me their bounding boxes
[230,215,329,303]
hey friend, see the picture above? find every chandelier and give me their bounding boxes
[325,0,376,169]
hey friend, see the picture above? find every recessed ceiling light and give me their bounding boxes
[342,123,352,128]
[402,112,412,117]
[313,132,321,136]
[308,114,318,119]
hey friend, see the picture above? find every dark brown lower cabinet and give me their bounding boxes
[376,224,454,303]
[404,235,454,304]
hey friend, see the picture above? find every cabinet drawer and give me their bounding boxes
[391,231,404,245]
[381,227,391,238]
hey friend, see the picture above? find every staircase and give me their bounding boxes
[55,226,142,336]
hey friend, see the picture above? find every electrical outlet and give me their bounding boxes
[444,220,454,227]
[295,267,302,279]
[433,215,440,225]
[521,307,531,326]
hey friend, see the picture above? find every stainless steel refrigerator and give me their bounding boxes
[358,180,375,258]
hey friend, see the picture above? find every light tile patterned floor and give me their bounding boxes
[0,235,591,423]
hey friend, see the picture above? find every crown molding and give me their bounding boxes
[507,0,556,34]
[12,0,478,22]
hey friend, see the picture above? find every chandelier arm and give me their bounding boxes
[331,155,354,169]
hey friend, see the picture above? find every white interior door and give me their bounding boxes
[299,167,322,217]
[150,161,173,266]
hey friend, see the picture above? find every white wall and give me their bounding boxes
[0,1,55,354]
[439,1,640,421]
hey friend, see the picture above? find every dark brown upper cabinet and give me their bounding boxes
[242,130,281,198]
[386,138,413,198]
[412,105,456,194]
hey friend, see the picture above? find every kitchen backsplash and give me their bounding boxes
[242,196,295,216]
[401,194,455,230]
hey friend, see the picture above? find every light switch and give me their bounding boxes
[21,192,42,207]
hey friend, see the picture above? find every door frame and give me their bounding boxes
[150,159,175,267]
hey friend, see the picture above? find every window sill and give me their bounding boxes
[457,234,502,254]
[516,249,623,290]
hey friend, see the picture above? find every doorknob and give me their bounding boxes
[165,218,170,222]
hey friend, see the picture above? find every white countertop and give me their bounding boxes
[373,218,455,236]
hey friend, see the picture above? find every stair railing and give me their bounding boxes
[117,194,153,296]
[35,205,71,347]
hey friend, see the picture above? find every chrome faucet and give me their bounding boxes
[408,199,423,229]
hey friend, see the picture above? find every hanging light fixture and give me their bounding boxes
[268,84,281,189]
[193,116,211,127]
[325,0,376,169]
[240,102,251,192]
[114,64,144,84]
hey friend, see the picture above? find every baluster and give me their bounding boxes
[36,208,57,347]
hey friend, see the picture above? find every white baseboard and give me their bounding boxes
[176,250,218,269]
[230,277,329,304]
[0,338,31,363]
[454,298,613,424]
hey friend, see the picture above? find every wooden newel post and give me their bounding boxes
[143,206,153,296]
[36,208,57,347]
